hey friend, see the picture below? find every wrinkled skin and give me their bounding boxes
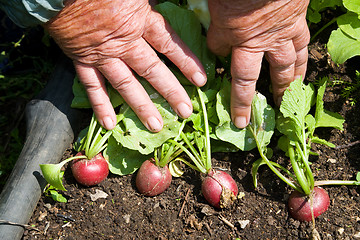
[45,0,206,132]
[207,0,310,128]
[46,0,310,132]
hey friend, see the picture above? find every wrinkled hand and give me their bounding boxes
[207,0,310,128]
[45,0,206,131]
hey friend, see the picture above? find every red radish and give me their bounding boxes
[201,169,238,208]
[288,186,330,221]
[136,159,172,196]
[71,152,109,186]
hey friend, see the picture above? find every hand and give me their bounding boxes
[45,0,207,131]
[207,0,310,128]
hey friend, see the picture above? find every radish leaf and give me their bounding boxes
[105,136,149,175]
[315,77,345,129]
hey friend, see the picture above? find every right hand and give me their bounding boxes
[45,0,207,131]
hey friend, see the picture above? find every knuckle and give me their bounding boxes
[161,87,180,101]
[111,75,134,92]
[134,102,151,115]
[157,32,178,55]
[138,60,162,79]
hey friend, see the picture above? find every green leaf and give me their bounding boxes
[307,0,342,23]
[343,0,360,14]
[71,76,125,109]
[112,106,180,155]
[215,79,256,151]
[215,78,275,151]
[105,137,148,175]
[40,162,68,191]
[305,114,316,136]
[73,127,89,152]
[248,92,276,149]
[280,78,315,129]
[107,85,125,108]
[328,28,360,64]
[50,190,67,203]
[338,12,360,40]
[276,114,300,142]
[155,2,215,81]
[210,138,239,153]
[71,76,91,108]
[112,80,181,155]
[315,77,345,130]
[277,135,290,155]
[40,156,86,191]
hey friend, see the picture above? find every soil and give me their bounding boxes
[20,41,360,240]
[10,11,359,240]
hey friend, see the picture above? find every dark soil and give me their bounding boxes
[20,39,360,240]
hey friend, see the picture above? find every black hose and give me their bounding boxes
[0,55,83,240]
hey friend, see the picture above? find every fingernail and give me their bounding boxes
[176,102,192,118]
[102,116,115,130]
[146,116,163,132]
[234,116,248,129]
[192,72,207,86]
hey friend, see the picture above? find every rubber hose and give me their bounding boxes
[0,55,83,240]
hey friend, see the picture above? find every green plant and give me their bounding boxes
[307,0,360,64]
[329,71,360,106]
[44,184,67,203]
[40,114,112,190]
[249,78,359,223]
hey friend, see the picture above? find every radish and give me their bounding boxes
[135,159,172,196]
[71,152,109,187]
[201,169,238,208]
[135,121,187,196]
[288,186,330,222]
[40,114,112,190]
[170,87,238,208]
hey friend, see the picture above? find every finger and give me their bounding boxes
[294,45,308,80]
[293,17,310,80]
[231,48,264,128]
[121,38,194,120]
[96,58,164,132]
[143,10,207,87]
[206,24,232,57]
[74,62,116,130]
[265,41,297,106]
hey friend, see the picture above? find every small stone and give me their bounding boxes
[123,214,131,224]
[238,220,250,229]
[237,192,245,199]
[327,158,337,164]
[266,216,276,226]
[201,205,217,216]
[44,203,52,209]
[354,232,360,239]
[338,227,344,235]
[90,189,108,201]
[37,211,47,222]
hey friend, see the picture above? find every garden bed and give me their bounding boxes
[22,41,360,240]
